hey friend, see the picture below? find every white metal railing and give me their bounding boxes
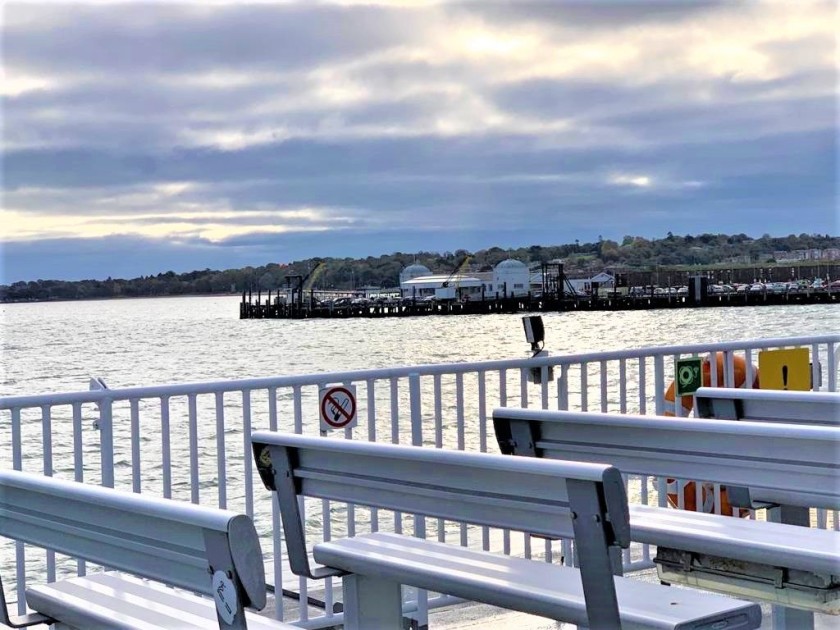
[1,334,838,626]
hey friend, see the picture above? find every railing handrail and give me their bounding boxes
[2,334,838,410]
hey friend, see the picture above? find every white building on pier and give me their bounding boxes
[399,259,532,300]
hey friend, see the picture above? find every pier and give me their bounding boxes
[240,285,838,319]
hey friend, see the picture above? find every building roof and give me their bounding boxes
[495,259,528,270]
[402,263,432,275]
[401,274,483,288]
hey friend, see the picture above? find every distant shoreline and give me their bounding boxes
[0,292,242,305]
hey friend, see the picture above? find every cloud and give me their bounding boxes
[610,175,652,188]
[1,0,836,282]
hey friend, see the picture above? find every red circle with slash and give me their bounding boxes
[320,386,357,429]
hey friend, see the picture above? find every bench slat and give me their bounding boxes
[629,505,840,575]
[255,433,629,543]
[694,387,840,425]
[26,574,292,630]
[494,409,840,509]
[314,533,762,630]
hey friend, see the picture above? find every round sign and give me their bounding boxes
[212,570,238,624]
[320,386,357,429]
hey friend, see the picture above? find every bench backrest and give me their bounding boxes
[694,387,840,425]
[0,470,266,629]
[493,408,840,510]
[252,431,630,625]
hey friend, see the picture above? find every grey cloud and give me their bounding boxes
[1,1,836,283]
[3,134,620,193]
[454,0,729,30]
[4,4,423,75]
[5,124,834,217]
[80,212,359,228]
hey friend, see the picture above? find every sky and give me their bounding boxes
[1,0,837,283]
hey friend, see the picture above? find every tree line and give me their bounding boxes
[3,232,838,302]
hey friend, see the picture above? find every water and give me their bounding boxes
[2,295,837,396]
[1,297,838,602]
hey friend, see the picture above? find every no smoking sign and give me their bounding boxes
[319,385,358,432]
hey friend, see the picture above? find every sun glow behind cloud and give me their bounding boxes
[0,68,58,97]
[610,175,652,188]
[1,203,349,242]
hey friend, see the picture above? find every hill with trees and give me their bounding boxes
[2,232,838,302]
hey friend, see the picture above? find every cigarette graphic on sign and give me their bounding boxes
[319,385,358,432]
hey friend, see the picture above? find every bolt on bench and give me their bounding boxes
[252,431,761,630]
[0,470,294,630]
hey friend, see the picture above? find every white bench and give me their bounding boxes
[693,387,840,628]
[0,470,292,630]
[251,431,762,630]
[492,408,840,616]
[693,387,840,425]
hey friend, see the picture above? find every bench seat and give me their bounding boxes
[630,505,839,575]
[26,573,296,630]
[313,532,762,630]
[630,505,840,613]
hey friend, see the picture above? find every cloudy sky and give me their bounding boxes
[1,0,837,282]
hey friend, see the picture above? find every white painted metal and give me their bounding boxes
[0,470,267,629]
[252,431,629,540]
[316,532,762,630]
[694,387,840,424]
[0,470,264,595]
[629,505,838,576]
[494,408,840,509]
[27,574,293,630]
[692,385,840,627]
[252,432,632,629]
[493,406,840,614]
[1,334,838,624]
[161,396,172,499]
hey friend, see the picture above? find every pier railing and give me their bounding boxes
[1,334,838,626]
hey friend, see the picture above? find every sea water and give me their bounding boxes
[2,295,837,396]
[1,297,837,595]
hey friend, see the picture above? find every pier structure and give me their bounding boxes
[240,284,838,319]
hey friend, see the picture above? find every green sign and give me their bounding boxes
[675,357,703,396]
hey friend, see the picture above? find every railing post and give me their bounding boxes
[557,365,569,410]
[653,355,665,415]
[242,389,254,518]
[408,372,428,628]
[407,375,422,450]
[90,378,115,489]
[160,396,171,499]
[828,342,837,392]
[98,397,115,488]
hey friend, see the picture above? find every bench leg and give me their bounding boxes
[767,505,814,630]
[771,606,813,630]
[342,574,403,630]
